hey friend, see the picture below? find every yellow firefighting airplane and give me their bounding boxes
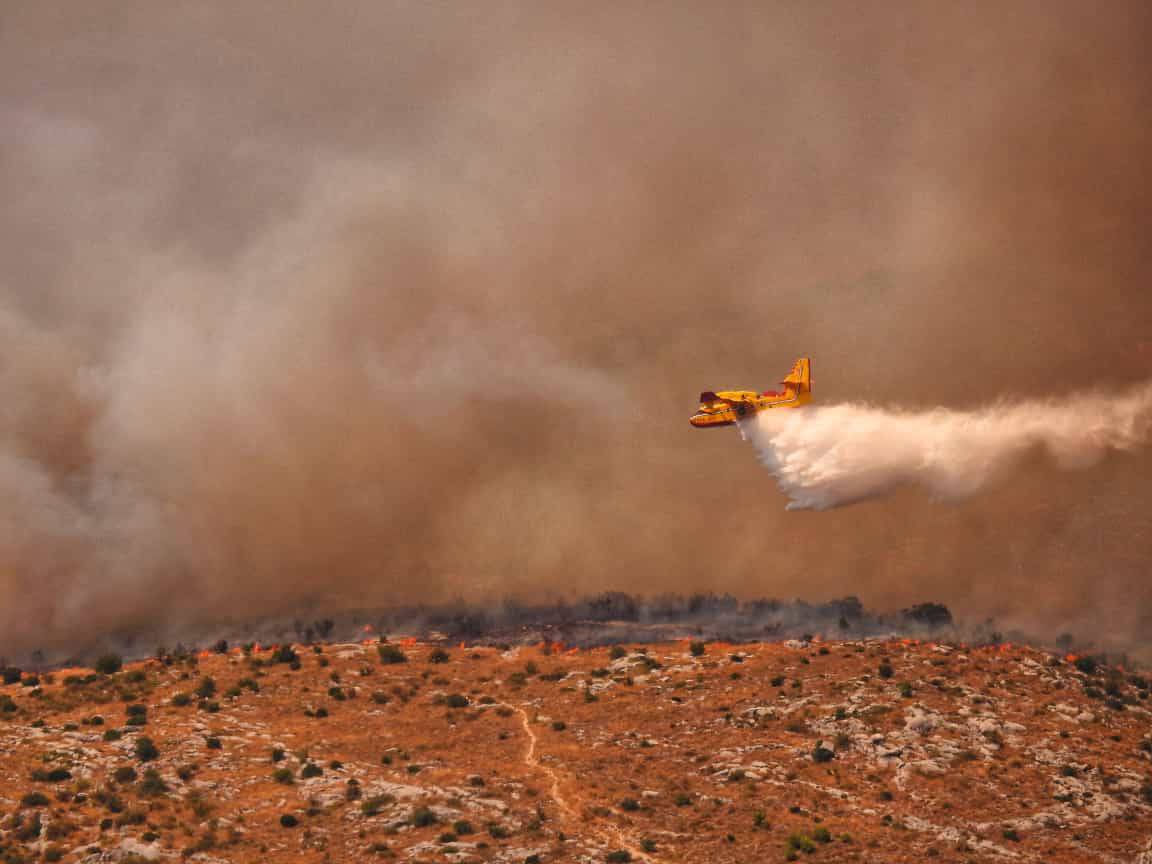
[690,357,812,428]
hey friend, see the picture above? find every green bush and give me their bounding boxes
[300,763,323,779]
[113,766,138,783]
[271,645,299,665]
[812,745,835,763]
[195,677,216,698]
[606,851,632,863]
[134,737,159,762]
[411,806,439,827]
[813,826,832,843]
[94,654,123,675]
[137,768,168,796]
[377,644,407,665]
[446,693,469,709]
[273,768,294,784]
[361,794,394,816]
[171,692,191,707]
[787,833,816,853]
[20,791,51,807]
[619,797,640,812]
[453,819,474,835]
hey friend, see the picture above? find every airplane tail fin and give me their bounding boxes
[781,357,812,392]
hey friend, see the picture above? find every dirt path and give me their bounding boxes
[513,705,657,863]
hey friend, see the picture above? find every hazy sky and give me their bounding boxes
[1,2,1150,657]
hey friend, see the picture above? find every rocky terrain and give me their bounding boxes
[1,637,1150,863]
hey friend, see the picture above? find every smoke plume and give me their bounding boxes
[1,3,1151,660]
[742,383,1152,510]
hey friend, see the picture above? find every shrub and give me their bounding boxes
[273,768,294,784]
[428,648,450,664]
[195,677,217,699]
[361,794,394,816]
[813,827,832,843]
[271,645,299,665]
[280,813,299,828]
[812,745,835,763]
[610,646,627,660]
[787,833,816,853]
[619,797,640,812]
[328,686,346,701]
[137,768,168,796]
[205,736,222,750]
[371,691,390,704]
[300,763,323,779]
[1002,828,1020,842]
[21,791,51,807]
[30,768,72,783]
[606,852,632,863]
[411,806,439,827]
[878,661,894,679]
[453,819,474,835]
[446,693,469,709]
[552,720,567,731]
[271,747,286,762]
[674,793,692,807]
[377,644,407,665]
[134,737,159,762]
[771,675,786,687]
[1074,656,1099,676]
[438,831,457,843]
[94,654,123,675]
[689,641,706,657]
[898,682,914,698]
[102,728,123,742]
[2,666,21,684]
[171,692,192,707]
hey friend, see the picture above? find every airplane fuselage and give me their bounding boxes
[690,358,812,428]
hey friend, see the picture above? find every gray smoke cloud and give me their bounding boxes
[742,382,1152,510]
[1,2,1151,659]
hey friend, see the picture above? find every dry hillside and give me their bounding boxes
[1,638,1150,863]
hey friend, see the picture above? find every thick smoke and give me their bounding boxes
[743,383,1152,510]
[1,3,1151,660]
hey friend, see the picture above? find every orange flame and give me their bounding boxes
[362,624,374,633]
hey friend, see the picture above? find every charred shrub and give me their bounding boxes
[428,648,450,664]
[2,666,21,685]
[902,602,953,629]
[877,661,894,679]
[689,641,706,657]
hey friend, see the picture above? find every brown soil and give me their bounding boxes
[1,638,1150,863]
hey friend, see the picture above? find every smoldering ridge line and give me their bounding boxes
[0,593,1099,670]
